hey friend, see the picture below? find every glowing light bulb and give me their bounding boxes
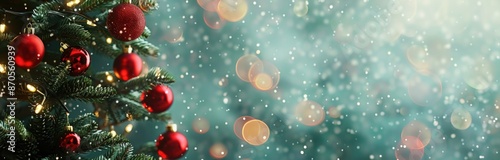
[0,24,5,33]
[125,124,133,133]
[35,104,43,114]
[26,84,37,92]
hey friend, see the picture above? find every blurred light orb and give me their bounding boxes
[233,116,255,140]
[328,106,341,118]
[161,25,184,43]
[241,119,270,146]
[293,0,308,17]
[248,61,280,91]
[235,54,261,82]
[295,100,325,126]
[405,42,451,75]
[463,59,493,90]
[217,0,248,22]
[450,108,472,130]
[192,117,210,134]
[204,11,226,30]
[407,75,442,107]
[401,121,431,149]
[209,143,228,159]
[395,136,425,160]
[252,73,274,91]
[198,0,220,12]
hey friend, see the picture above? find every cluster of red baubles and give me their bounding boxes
[9,3,187,159]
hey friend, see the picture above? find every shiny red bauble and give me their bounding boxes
[113,52,143,81]
[141,84,174,113]
[10,33,45,69]
[60,132,81,151]
[156,129,188,159]
[61,46,91,76]
[106,3,146,41]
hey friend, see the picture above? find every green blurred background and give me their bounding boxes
[76,0,500,159]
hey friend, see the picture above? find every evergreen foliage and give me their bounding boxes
[0,0,171,159]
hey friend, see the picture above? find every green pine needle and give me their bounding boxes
[118,67,175,93]
[69,85,117,102]
[78,0,117,12]
[56,23,92,46]
[127,38,159,57]
[79,130,129,153]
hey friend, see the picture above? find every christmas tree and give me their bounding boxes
[0,0,187,159]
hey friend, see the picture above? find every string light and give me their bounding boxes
[106,37,112,44]
[0,24,5,33]
[35,104,43,114]
[110,129,117,137]
[0,64,6,73]
[86,20,96,26]
[125,124,133,133]
[66,0,81,7]
[26,84,37,92]
[27,84,47,114]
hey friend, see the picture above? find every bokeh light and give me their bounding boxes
[161,24,184,43]
[295,100,325,126]
[248,61,280,91]
[401,121,431,149]
[197,0,220,12]
[462,59,493,90]
[203,11,226,30]
[450,108,472,130]
[407,75,442,107]
[192,117,210,134]
[235,54,261,82]
[209,143,228,159]
[328,106,341,119]
[395,136,425,160]
[217,0,248,22]
[293,0,308,17]
[233,116,255,140]
[241,119,270,146]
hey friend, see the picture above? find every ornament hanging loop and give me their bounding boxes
[123,45,133,54]
[60,42,69,52]
[167,123,177,132]
[23,23,35,34]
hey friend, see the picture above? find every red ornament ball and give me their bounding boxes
[106,4,146,41]
[141,84,174,113]
[10,33,45,69]
[60,132,81,151]
[156,130,188,159]
[61,46,91,76]
[113,52,143,81]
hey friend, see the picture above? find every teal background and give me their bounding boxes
[95,0,500,159]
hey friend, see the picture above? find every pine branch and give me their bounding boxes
[78,0,117,13]
[129,154,155,160]
[0,33,14,41]
[118,96,171,122]
[71,113,99,136]
[58,76,93,96]
[56,23,92,46]
[107,143,133,160]
[79,130,129,153]
[118,67,175,93]
[1,120,44,159]
[68,85,117,102]
[34,63,69,92]
[127,38,159,57]
[32,1,62,31]
[88,28,123,57]
[141,26,151,38]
